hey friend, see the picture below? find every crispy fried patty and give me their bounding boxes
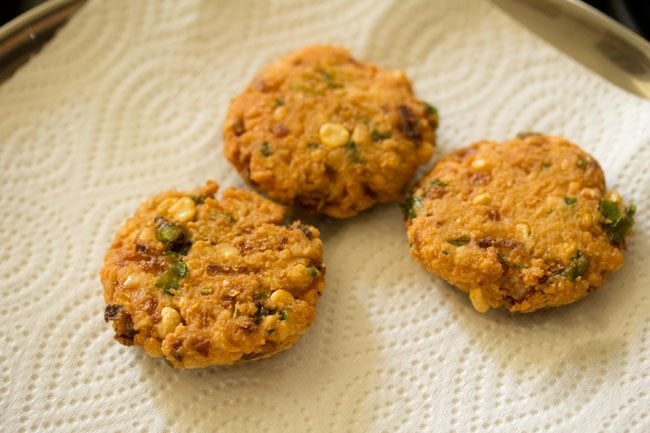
[224,45,438,218]
[100,181,325,367]
[405,134,635,313]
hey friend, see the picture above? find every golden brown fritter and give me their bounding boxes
[405,134,635,313]
[224,45,438,218]
[100,181,325,367]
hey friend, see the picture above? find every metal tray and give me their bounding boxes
[0,0,86,83]
[1,0,648,97]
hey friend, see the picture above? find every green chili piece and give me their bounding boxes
[447,236,471,246]
[154,217,191,255]
[517,132,541,139]
[561,250,589,281]
[175,241,192,256]
[155,260,188,295]
[292,84,324,95]
[254,306,272,323]
[424,103,438,117]
[564,197,577,206]
[154,217,183,243]
[318,68,342,88]
[190,195,205,205]
[577,157,589,170]
[346,140,364,163]
[370,129,391,141]
[599,200,636,246]
[599,200,620,222]
[496,252,510,268]
[261,141,272,157]
[219,212,236,223]
[401,195,423,220]
[319,68,334,81]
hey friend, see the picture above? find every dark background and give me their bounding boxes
[0,0,649,40]
[583,0,649,38]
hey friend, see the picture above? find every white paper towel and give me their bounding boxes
[0,0,648,432]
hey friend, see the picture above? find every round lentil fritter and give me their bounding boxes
[223,44,438,218]
[100,181,325,368]
[405,134,635,313]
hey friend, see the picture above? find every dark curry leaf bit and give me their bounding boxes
[318,68,342,88]
[371,129,391,141]
[155,260,188,296]
[261,141,272,157]
[279,310,288,321]
[496,252,511,269]
[154,217,192,255]
[577,157,589,170]
[430,179,447,188]
[564,197,577,206]
[114,312,137,345]
[219,211,236,223]
[516,131,542,139]
[104,304,123,322]
[300,223,314,239]
[424,103,438,117]
[397,105,422,142]
[447,236,471,246]
[190,195,205,205]
[308,267,318,277]
[233,119,245,136]
[254,292,269,300]
[599,200,636,246]
[346,140,365,163]
[424,103,439,128]
[171,347,183,361]
[319,68,334,81]
[561,250,589,281]
[401,195,423,220]
[167,242,191,256]
[293,84,325,95]
[105,305,137,345]
[254,305,273,323]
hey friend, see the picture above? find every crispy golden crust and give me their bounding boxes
[100,181,325,367]
[224,45,437,218]
[406,135,633,313]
